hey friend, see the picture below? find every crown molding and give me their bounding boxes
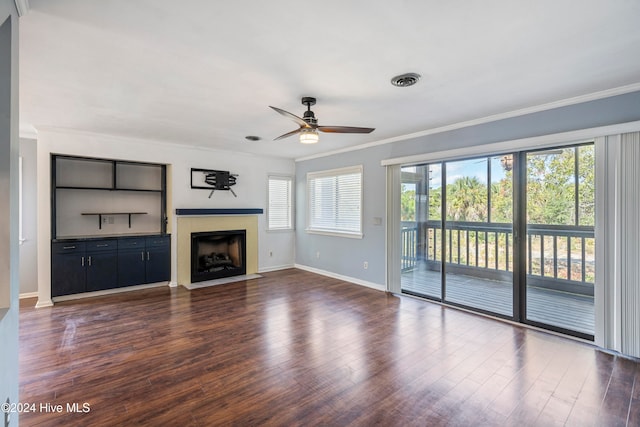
[295,82,640,162]
[14,0,29,16]
[19,125,37,140]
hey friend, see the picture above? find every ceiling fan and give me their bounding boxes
[269,97,375,144]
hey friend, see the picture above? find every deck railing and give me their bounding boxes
[401,220,595,295]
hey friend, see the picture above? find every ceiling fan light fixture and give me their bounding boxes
[299,128,319,144]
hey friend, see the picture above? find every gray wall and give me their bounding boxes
[19,137,37,294]
[295,91,640,286]
[0,0,19,422]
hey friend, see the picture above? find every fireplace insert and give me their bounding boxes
[191,229,246,283]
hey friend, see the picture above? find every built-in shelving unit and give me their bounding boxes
[52,155,167,239]
[51,155,170,298]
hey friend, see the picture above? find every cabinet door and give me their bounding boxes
[86,251,118,292]
[145,236,170,283]
[118,249,146,287]
[52,242,87,297]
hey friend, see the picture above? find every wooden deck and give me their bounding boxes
[402,264,594,335]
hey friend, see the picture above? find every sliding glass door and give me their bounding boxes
[401,155,514,318]
[398,143,595,339]
[444,157,513,317]
[400,163,442,300]
[524,145,595,337]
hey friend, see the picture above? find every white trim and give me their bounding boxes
[295,264,386,292]
[168,281,178,288]
[18,156,24,245]
[381,120,640,166]
[13,0,29,16]
[304,229,363,239]
[258,264,295,273]
[296,83,640,162]
[19,292,38,299]
[19,126,37,139]
[35,299,54,308]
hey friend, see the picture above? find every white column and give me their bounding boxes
[386,165,401,293]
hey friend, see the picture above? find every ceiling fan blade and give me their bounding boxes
[274,128,302,141]
[317,126,375,134]
[269,106,309,128]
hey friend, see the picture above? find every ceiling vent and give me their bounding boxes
[391,72,421,87]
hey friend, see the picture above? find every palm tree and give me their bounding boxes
[446,176,487,222]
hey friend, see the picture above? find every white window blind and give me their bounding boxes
[268,175,293,230]
[307,165,363,238]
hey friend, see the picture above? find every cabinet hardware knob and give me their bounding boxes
[64,246,76,250]
[81,256,85,266]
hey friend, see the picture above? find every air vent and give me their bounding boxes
[391,72,421,87]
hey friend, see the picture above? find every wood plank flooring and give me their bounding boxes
[19,269,639,426]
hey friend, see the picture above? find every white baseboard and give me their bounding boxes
[258,264,295,273]
[168,281,178,288]
[35,299,54,308]
[294,264,386,292]
[19,292,38,299]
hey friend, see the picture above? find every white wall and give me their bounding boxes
[19,137,37,294]
[36,128,295,306]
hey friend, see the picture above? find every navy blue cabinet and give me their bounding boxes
[116,236,170,287]
[117,237,147,287]
[51,242,87,297]
[85,240,118,292]
[145,236,171,284]
[52,235,170,298]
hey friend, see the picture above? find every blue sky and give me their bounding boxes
[403,156,508,191]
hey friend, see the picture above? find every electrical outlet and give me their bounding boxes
[102,216,108,224]
[316,251,320,259]
[108,216,114,224]
[363,261,368,269]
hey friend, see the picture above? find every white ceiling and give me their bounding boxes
[18,0,640,159]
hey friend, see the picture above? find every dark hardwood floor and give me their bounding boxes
[19,269,640,426]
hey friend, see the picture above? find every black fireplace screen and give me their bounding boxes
[191,230,246,283]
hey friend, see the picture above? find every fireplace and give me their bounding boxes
[191,230,246,283]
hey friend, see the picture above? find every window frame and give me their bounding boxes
[306,165,363,239]
[267,174,294,231]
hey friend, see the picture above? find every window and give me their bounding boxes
[267,175,293,230]
[307,165,363,238]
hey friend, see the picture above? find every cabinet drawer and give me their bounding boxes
[146,236,170,248]
[118,237,145,250]
[86,239,118,252]
[52,241,86,254]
